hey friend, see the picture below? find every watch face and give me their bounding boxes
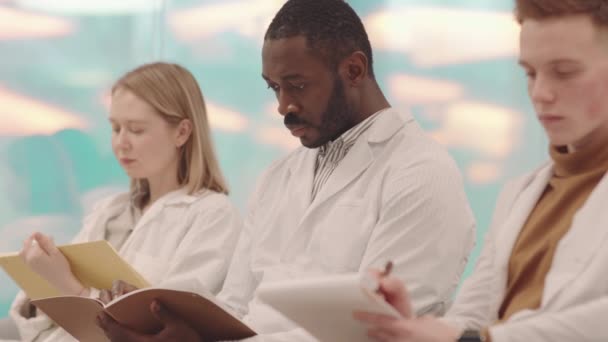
[459,338,481,342]
[458,330,483,342]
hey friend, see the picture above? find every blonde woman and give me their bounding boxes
[8,62,243,342]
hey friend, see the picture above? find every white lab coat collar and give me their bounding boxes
[131,187,204,235]
[284,108,411,212]
[366,108,414,144]
[85,187,202,242]
[494,163,608,307]
[494,164,553,271]
[542,168,608,305]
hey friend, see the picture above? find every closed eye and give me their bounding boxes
[266,82,279,92]
[553,69,578,79]
[526,71,536,79]
[290,83,305,90]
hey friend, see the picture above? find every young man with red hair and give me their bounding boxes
[355,1,608,341]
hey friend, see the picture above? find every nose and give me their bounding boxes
[113,129,131,151]
[277,90,300,116]
[530,75,556,104]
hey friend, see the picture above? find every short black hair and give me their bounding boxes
[265,0,375,79]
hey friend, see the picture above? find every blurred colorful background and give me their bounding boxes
[0,0,547,317]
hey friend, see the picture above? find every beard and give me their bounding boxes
[284,76,356,148]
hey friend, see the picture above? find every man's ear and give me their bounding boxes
[339,51,369,86]
[175,119,192,148]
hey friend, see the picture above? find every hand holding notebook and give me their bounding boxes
[258,268,402,342]
[19,232,89,296]
[0,240,256,342]
[32,287,256,342]
[0,240,150,300]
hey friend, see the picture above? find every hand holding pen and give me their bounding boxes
[355,263,462,341]
[372,260,413,319]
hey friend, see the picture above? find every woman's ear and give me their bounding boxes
[175,119,192,148]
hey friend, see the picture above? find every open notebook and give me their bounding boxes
[0,240,256,342]
[0,240,150,300]
[257,273,401,342]
[32,288,257,342]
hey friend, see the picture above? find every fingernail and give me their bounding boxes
[151,301,160,313]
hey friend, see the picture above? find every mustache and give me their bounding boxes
[284,112,308,126]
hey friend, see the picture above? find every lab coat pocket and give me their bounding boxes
[131,252,170,285]
[317,200,374,271]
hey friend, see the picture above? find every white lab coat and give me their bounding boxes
[218,108,476,341]
[9,188,242,342]
[445,162,608,341]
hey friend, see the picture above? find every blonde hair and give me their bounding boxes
[112,62,228,203]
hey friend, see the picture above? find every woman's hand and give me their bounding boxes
[19,232,87,296]
[99,280,139,304]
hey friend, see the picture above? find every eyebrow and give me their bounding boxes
[548,59,581,66]
[262,73,306,82]
[108,118,147,124]
[518,58,580,68]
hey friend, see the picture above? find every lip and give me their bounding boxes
[286,124,308,137]
[119,158,136,165]
[538,115,564,124]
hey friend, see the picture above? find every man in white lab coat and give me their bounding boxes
[97,0,476,341]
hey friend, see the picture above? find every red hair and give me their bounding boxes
[515,0,608,25]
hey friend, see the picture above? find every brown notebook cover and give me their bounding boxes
[32,288,256,342]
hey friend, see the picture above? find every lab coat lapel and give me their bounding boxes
[542,171,608,304]
[304,109,404,216]
[494,165,553,270]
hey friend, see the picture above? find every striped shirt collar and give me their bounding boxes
[311,107,390,200]
[318,107,388,157]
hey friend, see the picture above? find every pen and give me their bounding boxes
[361,261,394,293]
[372,261,393,294]
[381,260,393,277]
